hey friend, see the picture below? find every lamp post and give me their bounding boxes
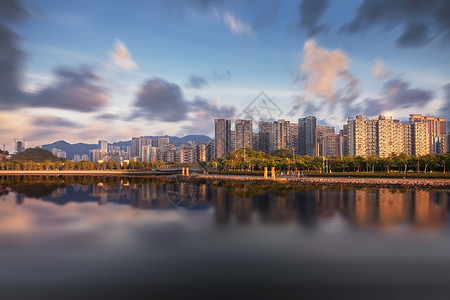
[417,155,420,174]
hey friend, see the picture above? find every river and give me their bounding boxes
[1,176,450,299]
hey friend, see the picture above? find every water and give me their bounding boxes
[1,176,450,299]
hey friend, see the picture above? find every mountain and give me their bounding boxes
[168,135,212,145]
[41,140,97,159]
[41,135,212,159]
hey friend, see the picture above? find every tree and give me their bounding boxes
[11,148,63,163]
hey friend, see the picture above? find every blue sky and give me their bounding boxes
[1,0,449,151]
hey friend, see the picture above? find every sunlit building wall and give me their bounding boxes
[270,119,290,152]
[409,114,446,154]
[412,121,430,156]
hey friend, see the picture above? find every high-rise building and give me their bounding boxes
[289,123,299,154]
[98,140,107,153]
[252,132,260,152]
[258,121,272,154]
[409,114,446,154]
[157,137,169,148]
[51,148,67,159]
[316,126,338,157]
[393,121,412,155]
[298,116,316,156]
[348,115,378,157]
[89,149,104,162]
[180,143,195,163]
[434,136,447,154]
[139,137,151,159]
[377,116,395,158]
[339,124,350,157]
[131,137,140,158]
[366,118,378,156]
[235,119,253,150]
[348,115,365,156]
[269,119,290,152]
[214,119,232,158]
[230,130,236,151]
[206,140,215,162]
[195,143,206,162]
[412,121,430,156]
[141,145,151,162]
[444,133,450,154]
[15,140,25,153]
[348,115,431,157]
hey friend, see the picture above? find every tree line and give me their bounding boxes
[206,148,450,173]
[1,147,449,173]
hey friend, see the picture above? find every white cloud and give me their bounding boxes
[110,39,138,70]
[371,57,392,79]
[223,12,254,37]
[298,39,358,103]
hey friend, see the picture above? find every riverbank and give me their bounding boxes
[0,170,160,175]
[1,170,450,189]
[191,174,450,189]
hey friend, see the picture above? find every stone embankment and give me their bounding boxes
[192,174,450,189]
[1,170,449,189]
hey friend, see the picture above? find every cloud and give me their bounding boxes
[441,83,450,118]
[186,70,231,89]
[298,39,359,104]
[182,97,235,135]
[223,11,254,37]
[298,0,330,35]
[341,0,450,47]
[31,65,109,112]
[133,77,189,122]
[361,78,434,116]
[97,113,119,119]
[288,95,321,117]
[371,57,393,79]
[32,116,79,128]
[211,70,231,80]
[110,39,138,70]
[397,23,431,47]
[167,0,223,13]
[186,75,208,89]
[0,0,27,108]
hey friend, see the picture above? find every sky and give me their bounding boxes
[1,0,449,152]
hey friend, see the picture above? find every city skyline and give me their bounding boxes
[1,0,450,153]
[7,111,449,159]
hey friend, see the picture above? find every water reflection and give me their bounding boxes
[1,176,450,299]
[1,176,449,230]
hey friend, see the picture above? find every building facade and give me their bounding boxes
[298,116,316,156]
[235,119,253,150]
[214,119,232,158]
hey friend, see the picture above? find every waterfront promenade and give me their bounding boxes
[1,170,449,189]
[192,174,450,189]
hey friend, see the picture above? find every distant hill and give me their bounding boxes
[41,140,97,159]
[168,135,212,145]
[41,135,212,159]
[11,148,62,162]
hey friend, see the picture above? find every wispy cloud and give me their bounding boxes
[222,11,254,37]
[371,57,393,79]
[110,39,138,70]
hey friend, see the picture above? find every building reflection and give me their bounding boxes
[3,178,449,230]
